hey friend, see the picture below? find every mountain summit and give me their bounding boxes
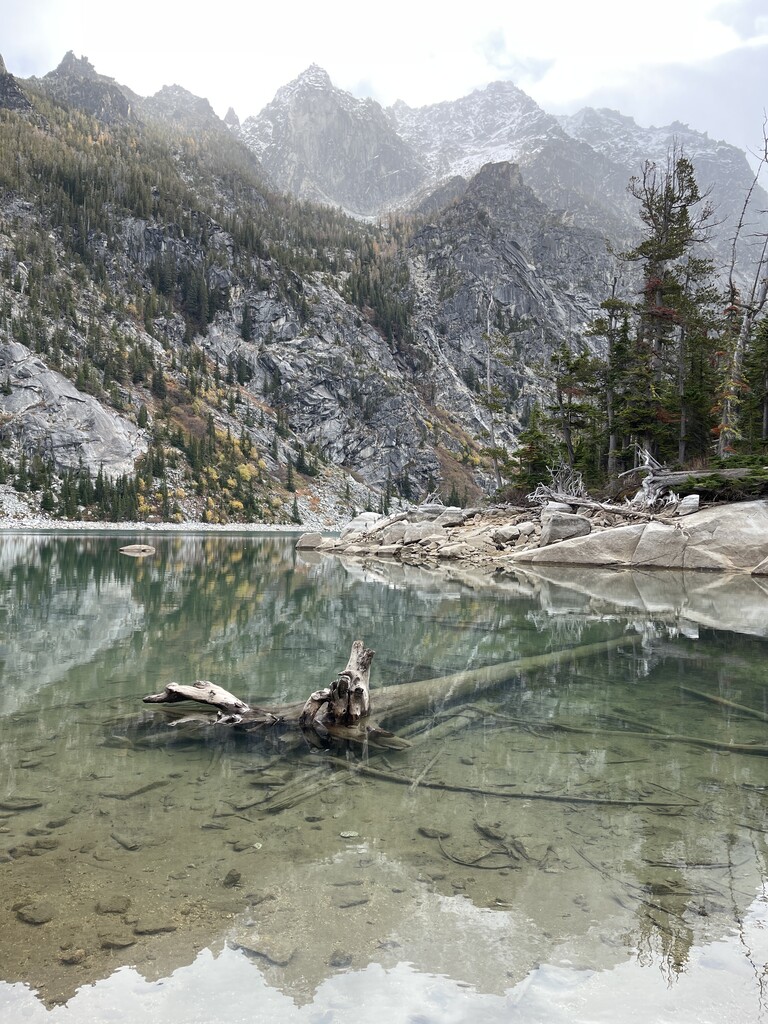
[239,66,425,215]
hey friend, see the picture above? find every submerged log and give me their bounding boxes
[141,635,638,739]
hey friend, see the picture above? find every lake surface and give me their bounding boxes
[1,531,768,1023]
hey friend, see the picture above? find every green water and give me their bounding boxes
[1,532,768,1023]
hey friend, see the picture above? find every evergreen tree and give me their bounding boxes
[241,303,253,342]
[618,150,717,462]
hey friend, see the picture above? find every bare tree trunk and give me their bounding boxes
[678,324,687,465]
[718,273,768,456]
[718,123,768,456]
[485,292,502,490]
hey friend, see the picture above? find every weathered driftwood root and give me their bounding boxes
[143,680,259,723]
[299,640,375,730]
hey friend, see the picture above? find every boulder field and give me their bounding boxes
[296,499,768,576]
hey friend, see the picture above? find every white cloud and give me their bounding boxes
[0,0,762,155]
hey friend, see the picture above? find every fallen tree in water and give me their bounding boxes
[142,635,639,742]
[140,635,743,813]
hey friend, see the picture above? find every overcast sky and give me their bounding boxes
[2,0,766,162]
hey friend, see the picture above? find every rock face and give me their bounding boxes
[556,105,767,283]
[390,81,633,242]
[140,84,220,130]
[236,67,767,269]
[404,160,615,447]
[0,343,145,476]
[37,51,136,124]
[239,66,426,216]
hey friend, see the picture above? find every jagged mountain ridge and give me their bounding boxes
[238,66,766,274]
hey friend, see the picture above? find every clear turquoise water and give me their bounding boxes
[1,532,767,1023]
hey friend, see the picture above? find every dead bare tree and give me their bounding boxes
[717,119,768,456]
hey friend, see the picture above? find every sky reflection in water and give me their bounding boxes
[2,892,767,1024]
[2,533,768,1023]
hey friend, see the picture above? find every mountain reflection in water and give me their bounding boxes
[1,532,767,1023]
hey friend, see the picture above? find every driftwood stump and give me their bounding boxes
[143,641,375,736]
[299,640,374,730]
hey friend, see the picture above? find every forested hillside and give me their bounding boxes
[0,52,766,524]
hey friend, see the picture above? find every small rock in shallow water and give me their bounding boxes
[16,902,55,925]
[222,868,241,888]
[59,948,87,965]
[0,797,43,811]
[232,936,296,967]
[418,827,450,840]
[99,932,135,950]
[134,919,177,935]
[96,894,131,914]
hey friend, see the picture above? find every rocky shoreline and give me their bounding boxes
[297,498,768,577]
[4,487,768,578]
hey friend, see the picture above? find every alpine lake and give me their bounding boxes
[1,530,768,1024]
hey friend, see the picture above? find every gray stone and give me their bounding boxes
[433,508,466,528]
[514,524,646,566]
[16,901,54,925]
[539,512,592,547]
[340,512,383,539]
[99,932,136,949]
[403,522,447,545]
[134,918,177,935]
[96,894,131,915]
[380,521,407,544]
[631,522,687,569]
[676,494,700,516]
[374,544,401,557]
[296,532,324,550]
[514,501,768,574]
[492,525,520,543]
[436,542,475,560]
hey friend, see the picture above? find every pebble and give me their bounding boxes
[96,894,132,914]
[16,902,55,925]
[59,948,87,965]
[99,933,136,950]
[134,919,177,935]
